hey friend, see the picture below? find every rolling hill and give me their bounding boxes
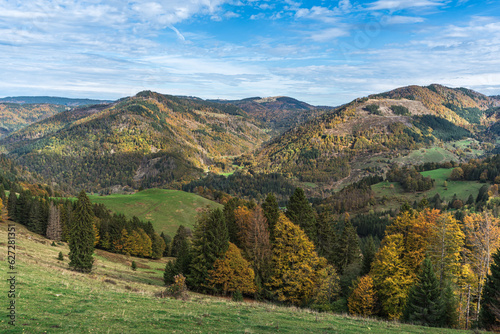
[87,189,222,236]
[0,91,271,193]
[210,96,330,133]
[250,84,500,191]
[0,103,68,138]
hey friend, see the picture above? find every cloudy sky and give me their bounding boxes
[0,0,499,105]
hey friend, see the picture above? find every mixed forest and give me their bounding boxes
[4,84,500,332]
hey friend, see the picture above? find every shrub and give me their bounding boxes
[232,290,243,302]
[131,261,137,271]
[161,274,189,300]
[57,252,64,261]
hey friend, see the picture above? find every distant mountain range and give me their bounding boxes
[2,84,500,195]
[0,96,112,106]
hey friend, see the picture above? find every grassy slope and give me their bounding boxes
[88,189,222,236]
[0,222,472,334]
[372,168,484,210]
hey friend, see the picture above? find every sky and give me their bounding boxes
[0,0,499,106]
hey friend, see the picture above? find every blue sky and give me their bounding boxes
[0,0,499,106]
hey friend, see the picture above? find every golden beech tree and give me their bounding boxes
[348,275,377,317]
[208,242,256,295]
[267,213,327,305]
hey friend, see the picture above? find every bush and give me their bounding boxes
[232,290,243,302]
[131,261,137,271]
[57,252,64,261]
[390,105,410,116]
[364,104,381,115]
[160,274,189,300]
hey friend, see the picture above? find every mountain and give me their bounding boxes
[0,103,68,138]
[0,91,270,193]
[0,96,112,106]
[250,84,499,190]
[209,96,330,133]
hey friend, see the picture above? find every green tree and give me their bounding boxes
[403,258,442,326]
[164,237,192,285]
[188,208,229,291]
[262,193,280,242]
[169,225,191,257]
[286,188,317,245]
[333,218,361,275]
[479,249,500,330]
[68,191,95,273]
[7,190,16,219]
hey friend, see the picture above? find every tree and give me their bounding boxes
[333,218,361,275]
[262,193,280,242]
[479,249,500,331]
[361,236,377,276]
[164,237,192,285]
[7,190,16,219]
[208,243,256,295]
[313,264,340,305]
[188,208,229,291]
[68,191,95,273]
[315,210,337,264]
[464,211,500,321]
[403,258,443,327]
[286,188,317,245]
[267,213,326,305]
[348,275,377,317]
[46,202,62,241]
[371,233,414,320]
[151,233,167,259]
[170,225,191,257]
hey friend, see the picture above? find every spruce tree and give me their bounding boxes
[7,190,16,219]
[361,236,377,276]
[333,219,361,275]
[286,188,317,245]
[188,208,229,291]
[403,258,443,327]
[262,193,280,242]
[479,249,500,330]
[315,210,337,263]
[68,191,95,273]
[170,225,191,257]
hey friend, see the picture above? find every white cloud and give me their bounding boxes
[385,15,425,24]
[310,28,350,42]
[367,0,447,11]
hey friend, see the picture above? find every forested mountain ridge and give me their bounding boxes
[0,103,68,138]
[0,91,271,193]
[249,84,500,189]
[209,96,330,133]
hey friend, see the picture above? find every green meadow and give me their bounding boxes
[0,222,473,334]
[87,189,222,236]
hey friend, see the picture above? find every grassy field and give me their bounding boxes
[372,168,484,210]
[394,147,458,165]
[87,189,222,236]
[0,222,474,334]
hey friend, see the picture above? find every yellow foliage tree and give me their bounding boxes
[208,242,256,295]
[348,275,377,317]
[371,233,414,320]
[267,213,326,305]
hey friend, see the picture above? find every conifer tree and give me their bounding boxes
[262,193,280,242]
[223,198,247,246]
[479,249,500,330]
[361,236,377,276]
[315,210,337,264]
[68,191,95,273]
[286,188,317,245]
[403,258,443,326]
[188,208,229,291]
[151,233,166,259]
[7,190,16,219]
[333,218,361,275]
[170,225,191,257]
[46,202,62,241]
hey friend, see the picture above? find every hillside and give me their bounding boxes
[0,103,68,138]
[0,221,469,334]
[0,96,112,106]
[87,189,222,236]
[0,91,271,193]
[250,84,499,191]
[210,96,329,133]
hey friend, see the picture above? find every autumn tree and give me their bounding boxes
[267,213,326,305]
[348,275,377,317]
[313,264,340,305]
[151,233,167,259]
[68,191,95,273]
[208,242,256,295]
[464,212,500,322]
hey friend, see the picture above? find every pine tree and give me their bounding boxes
[68,191,95,273]
[361,236,377,276]
[170,225,191,257]
[403,258,443,326]
[333,218,361,275]
[286,188,317,245]
[479,249,500,330]
[315,210,337,264]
